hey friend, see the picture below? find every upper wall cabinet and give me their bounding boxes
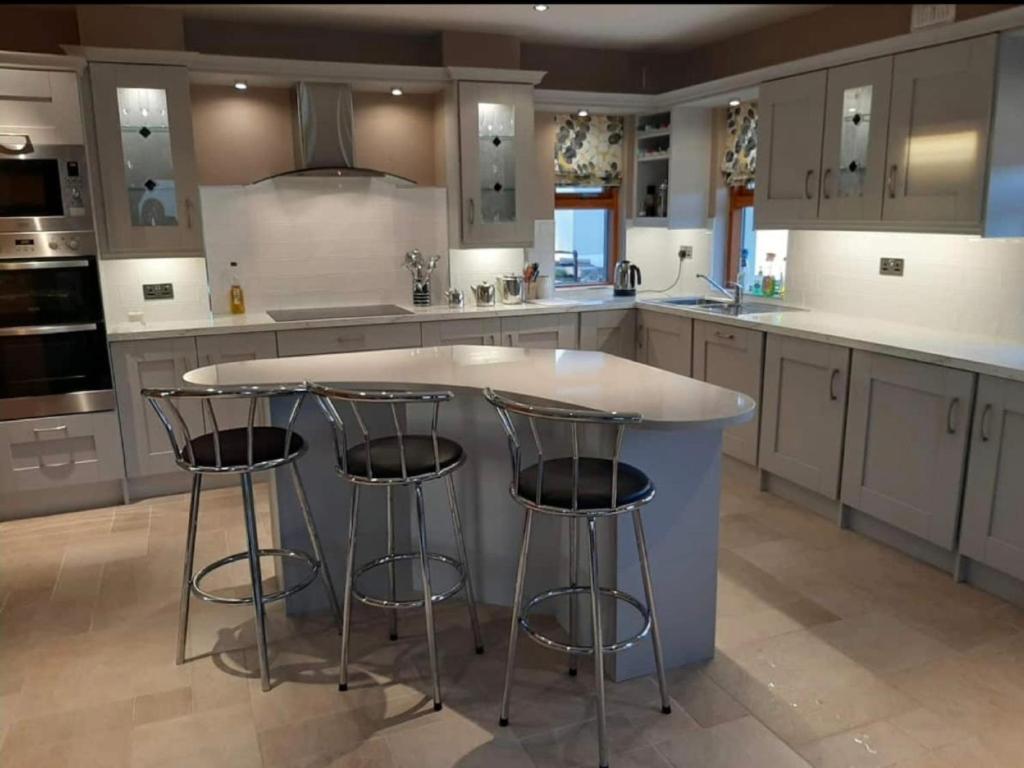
[90,63,203,257]
[456,81,535,248]
[0,68,83,145]
[756,33,1024,237]
[754,70,827,223]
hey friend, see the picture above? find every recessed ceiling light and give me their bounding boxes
[728,99,740,107]
[577,109,589,117]
[533,4,549,11]
[391,87,404,96]
[233,80,248,91]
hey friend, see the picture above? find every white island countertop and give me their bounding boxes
[184,344,757,430]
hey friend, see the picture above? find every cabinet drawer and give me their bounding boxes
[276,323,422,357]
[421,318,500,347]
[0,411,125,493]
[500,314,578,349]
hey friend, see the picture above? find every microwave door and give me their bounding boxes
[0,158,65,218]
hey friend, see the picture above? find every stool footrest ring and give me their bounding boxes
[191,548,320,605]
[352,552,466,610]
[519,585,651,655]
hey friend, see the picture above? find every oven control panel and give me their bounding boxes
[0,231,96,259]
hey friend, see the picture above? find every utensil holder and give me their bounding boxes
[413,280,431,306]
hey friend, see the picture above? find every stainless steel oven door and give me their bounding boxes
[0,143,92,234]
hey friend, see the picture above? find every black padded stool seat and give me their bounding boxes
[189,427,305,467]
[345,435,464,479]
[517,457,653,509]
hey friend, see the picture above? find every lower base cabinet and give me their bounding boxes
[960,375,1024,581]
[579,309,636,360]
[693,320,764,465]
[759,334,850,498]
[841,350,975,549]
[277,323,422,357]
[500,314,578,349]
[421,318,500,346]
[637,310,692,375]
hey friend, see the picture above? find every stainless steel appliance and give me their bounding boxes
[0,142,92,234]
[613,259,642,296]
[0,230,113,420]
[497,274,524,305]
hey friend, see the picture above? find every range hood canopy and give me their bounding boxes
[252,81,415,186]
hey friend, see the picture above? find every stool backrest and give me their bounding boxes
[311,383,454,481]
[142,384,307,471]
[483,387,642,513]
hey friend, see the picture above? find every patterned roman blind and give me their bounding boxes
[721,101,758,188]
[554,114,625,186]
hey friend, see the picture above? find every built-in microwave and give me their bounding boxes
[0,140,92,234]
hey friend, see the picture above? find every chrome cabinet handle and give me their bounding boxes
[887,164,897,198]
[34,424,71,468]
[33,424,68,434]
[822,168,832,199]
[804,169,815,200]
[980,403,993,442]
[947,397,961,435]
[829,369,840,400]
[714,330,736,341]
[467,198,475,227]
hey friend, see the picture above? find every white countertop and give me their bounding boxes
[183,344,757,430]
[109,289,1024,384]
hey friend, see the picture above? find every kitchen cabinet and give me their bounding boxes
[499,314,577,349]
[692,320,764,465]
[421,318,501,347]
[276,323,422,357]
[636,310,691,376]
[90,63,203,257]
[882,36,996,228]
[841,351,975,549]
[579,310,637,360]
[754,70,827,224]
[959,375,1024,582]
[0,411,124,494]
[456,81,536,247]
[196,332,278,431]
[817,57,894,222]
[759,334,850,498]
[0,68,83,145]
[110,336,201,478]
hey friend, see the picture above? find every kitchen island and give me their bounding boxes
[184,345,755,680]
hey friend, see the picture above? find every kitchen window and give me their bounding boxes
[554,186,620,287]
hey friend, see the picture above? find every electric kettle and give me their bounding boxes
[613,259,642,296]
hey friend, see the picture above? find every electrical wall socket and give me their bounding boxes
[678,245,693,260]
[879,257,905,276]
[143,282,174,300]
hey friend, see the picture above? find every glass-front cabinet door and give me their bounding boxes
[90,63,202,256]
[818,57,893,222]
[457,82,535,247]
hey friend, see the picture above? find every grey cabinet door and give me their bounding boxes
[882,36,996,228]
[960,375,1024,581]
[421,318,501,347]
[578,310,637,360]
[693,321,764,465]
[755,70,827,225]
[500,314,578,349]
[196,332,278,432]
[637,310,692,376]
[759,334,850,498]
[111,337,200,478]
[842,350,975,549]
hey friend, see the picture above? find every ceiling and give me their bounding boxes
[167,4,827,51]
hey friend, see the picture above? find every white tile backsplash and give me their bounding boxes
[624,225,717,296]
[784,230,1024,341]
[99,256,211,324]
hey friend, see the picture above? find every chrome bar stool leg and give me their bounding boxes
[289,463,343,633]
[587,517,609,768]
[338,484,360,691]
[386,485,398,641]
[633,509,672,714]
[241,472,271,692]
[499,508,534,727]
[415,483,443,710]
[568,515,579,677]
[446,474,484,654]
[176,474,203,665]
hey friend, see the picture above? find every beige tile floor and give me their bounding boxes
[2,459,1023,767]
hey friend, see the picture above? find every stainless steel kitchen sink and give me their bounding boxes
[655,297,729,307]
[267,304,413,322]
[697,301,806,316]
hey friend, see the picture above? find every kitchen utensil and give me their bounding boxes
[497,273,525,305]
[445,287,465,307]
[402,249,442,306]
[613,259,642,296]
[470,281,496,306]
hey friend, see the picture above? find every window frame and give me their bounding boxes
[553,185,621,289]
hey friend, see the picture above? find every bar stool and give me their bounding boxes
[313,384,484,711]
[143,385,343,692]
[484,388,671,768]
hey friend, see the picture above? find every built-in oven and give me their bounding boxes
[0,231,113,420]
[0,141,92,234]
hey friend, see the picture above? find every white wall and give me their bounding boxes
[99,256,211,324]
[624,224,717,296]
[785,230,1024,340]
